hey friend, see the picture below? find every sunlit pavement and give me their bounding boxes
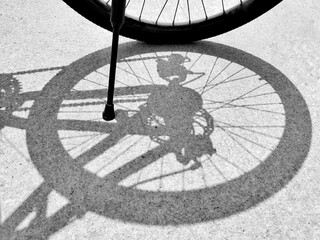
[1,0,320,239]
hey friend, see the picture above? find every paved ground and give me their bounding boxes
[1,0,320,239]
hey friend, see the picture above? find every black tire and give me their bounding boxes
[62,0,282,43]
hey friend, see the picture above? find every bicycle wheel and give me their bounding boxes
[62,0,282,43]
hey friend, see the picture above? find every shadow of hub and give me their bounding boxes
[141,70,215,169]
[2,41,311,238]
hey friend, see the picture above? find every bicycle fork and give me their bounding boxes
[102,0,126,121]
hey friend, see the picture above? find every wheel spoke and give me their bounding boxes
[156,0,170,24]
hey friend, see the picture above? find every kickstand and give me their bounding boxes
[102,0,126,121]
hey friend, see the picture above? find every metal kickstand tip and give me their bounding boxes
[102,104,115,121]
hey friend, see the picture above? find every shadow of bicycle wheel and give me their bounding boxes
[1,41,311,239]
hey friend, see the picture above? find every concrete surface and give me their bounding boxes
[0,0,320,239]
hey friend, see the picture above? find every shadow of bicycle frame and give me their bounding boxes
[0,41,312,239]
